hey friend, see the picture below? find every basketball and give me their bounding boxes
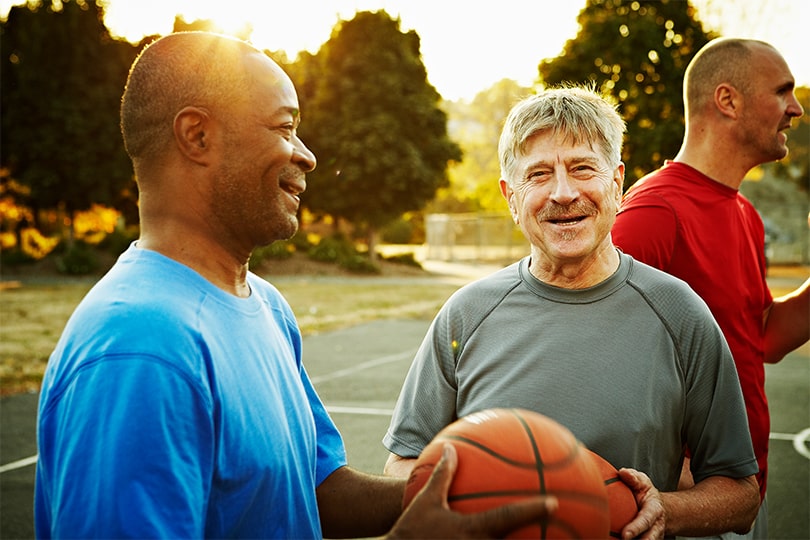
[584,449,639,538]
[402,408,609,538]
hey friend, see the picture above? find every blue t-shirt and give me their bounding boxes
[35,245,347,538]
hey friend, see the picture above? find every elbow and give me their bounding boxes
[732,478,761,534]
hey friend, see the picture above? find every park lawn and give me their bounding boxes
[0,277,460,396]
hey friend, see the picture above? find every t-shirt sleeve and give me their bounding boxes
[36,357,214,539]
[383,311,460,458]
[613,192,678,271]
[677,297,759,483]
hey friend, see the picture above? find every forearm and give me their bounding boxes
[764,277,810,363]
[660,475,759,536]
[384,453,417,478]
[317,466,406,538]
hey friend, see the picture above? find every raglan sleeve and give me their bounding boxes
[382,304,460,458]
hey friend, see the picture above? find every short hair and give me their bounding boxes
[498,86,626,184]
[683,38,774,116]
[120,32,259,164]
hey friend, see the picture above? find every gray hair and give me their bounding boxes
[498,86,626,184]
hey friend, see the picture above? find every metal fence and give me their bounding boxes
[424,206,809,265]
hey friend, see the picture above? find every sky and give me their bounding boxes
[1,0,808,101]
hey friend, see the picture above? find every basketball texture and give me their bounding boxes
[402,408,609,538]
[584,449,639,538]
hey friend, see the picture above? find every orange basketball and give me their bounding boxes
[402,408,609,538]
[584,449,639,538]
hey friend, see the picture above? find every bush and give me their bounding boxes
[56,242,100,275]
[249,241,295,269]
[339,254,381,274]
[308,235,354,263]
[382,252,422,268]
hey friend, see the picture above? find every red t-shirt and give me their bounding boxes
[612,161,772,499]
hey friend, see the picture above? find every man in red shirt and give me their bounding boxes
[612,38,809,539]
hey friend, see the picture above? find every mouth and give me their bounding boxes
[280,177,306,203]
[546,215,588,226]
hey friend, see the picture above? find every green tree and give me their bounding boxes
[438,79,533,213]
[295,10,461,256]
[1,0,137,236]
[539,0,714,188]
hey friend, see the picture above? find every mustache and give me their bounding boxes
[536,201,597,221]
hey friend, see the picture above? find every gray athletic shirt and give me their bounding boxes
[383,252,757,492]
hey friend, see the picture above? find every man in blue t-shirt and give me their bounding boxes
[34,32,555,539]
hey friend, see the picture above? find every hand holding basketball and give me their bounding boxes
[391,443,558,539]
[402,408,609,538]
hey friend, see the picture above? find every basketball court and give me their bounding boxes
[2,289,809,538]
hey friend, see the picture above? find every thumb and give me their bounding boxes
[419,443,458,506]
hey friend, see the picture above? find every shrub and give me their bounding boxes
[56,242,100,275]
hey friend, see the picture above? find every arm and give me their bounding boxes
[763,277,810,363]
[659,475,759,536]
[384,453,417,478]
[317,445,557,539]
[617,470,759,539]
[317,466,405,538]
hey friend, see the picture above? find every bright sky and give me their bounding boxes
[1,0,808,101]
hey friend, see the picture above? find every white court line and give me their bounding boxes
[326,405,394,416]
[309,349,416,385]
[4,430,806,475]
[0,455,37,474]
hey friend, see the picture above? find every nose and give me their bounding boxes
[787,90,804,119]
[549,172,578,204]
[293,136,317,173]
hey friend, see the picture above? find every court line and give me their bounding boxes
[309,349,416,384]
[4,430,806,475]
[0,455,37,474]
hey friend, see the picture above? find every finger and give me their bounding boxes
[475,496,558,538]
[418,444,458,507]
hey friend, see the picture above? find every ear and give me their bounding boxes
[174,106,212,165]
[499,179,519,224]
[714,83,741,119]
[613,162,625,206]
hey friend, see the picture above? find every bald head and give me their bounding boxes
[120,32,266,166]
[683,38,778,117]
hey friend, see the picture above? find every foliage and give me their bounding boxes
[539,0,714,187]
[436,79,534,213]
[56,241,100,275]
[1,0,139,225]
[294,10,461,238]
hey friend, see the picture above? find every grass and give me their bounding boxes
[0,276,461,396]
[1,264,806,397]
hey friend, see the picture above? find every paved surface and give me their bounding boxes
[2,267,808,538]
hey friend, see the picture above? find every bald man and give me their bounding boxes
[613,38,809,539]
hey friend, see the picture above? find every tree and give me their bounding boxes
[434,79,533,213]
[1,0,137,237]
[295,10,461,256]
[538,0,714,188]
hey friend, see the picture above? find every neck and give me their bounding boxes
[138,227,251,298]
[529,243,620,289]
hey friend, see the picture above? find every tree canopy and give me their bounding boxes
[293,10,461,243]
[1,0,137,226]
[539,0,714,188]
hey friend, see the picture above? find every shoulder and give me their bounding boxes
[624,256,715,320]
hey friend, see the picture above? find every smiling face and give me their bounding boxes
[501,130,624,285]
[211,52,316,249]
